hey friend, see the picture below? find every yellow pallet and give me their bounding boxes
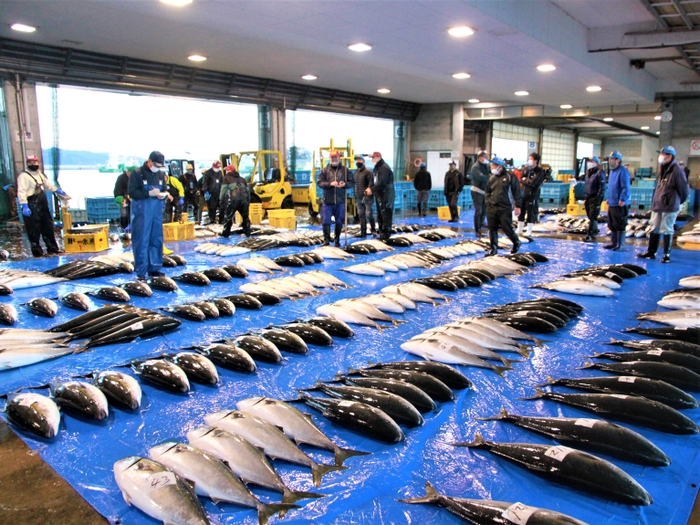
[268,209,296,230]
[437,206,460,220]
[163,221,195,242]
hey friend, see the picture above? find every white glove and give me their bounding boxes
[148,188,160,197]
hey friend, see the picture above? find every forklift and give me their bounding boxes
[308,138,356,218]
[230,150,294,210]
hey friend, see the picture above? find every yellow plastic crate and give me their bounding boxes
[437,206,460,220]
[567,203,587,216]
[163,221,195,242]
[267,209,296,230]
[249,203,264,225]
[64,226,109,253]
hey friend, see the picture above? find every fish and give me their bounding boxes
[172,272,211,286]
[223,294,263,310]
[603,338,700,358]
[186,426,322,505]
[299,394,405,443]
[147,442,294,525]
[636,309,700,328]
[132,359,190,393]
[166,352,219,384]
[169,254,187,266]
[237,396,369,466]
[0,283,13,295]
[680,275,700,288]
[202,268,231,282]
[337,376,437,413]
[580,360,700,392]
[86,315,182,347]
[26,297,58,318]
[58,292,91,311]
[113,456,210,525]
[4,392,61,439]
[121,280,153,298]
[400,338,510,376]
[354,294,405,314]
[399,481,590,524]
[487,314,558,334]
[462,316,544,344]
[316,304,384,330]
[522,388,699,434]
[533,277,615,297]
[259,328,308,354]
[238,258,274,274]
[479,407,670,467]
[193,344,256,373]
[211,298,235,317]
[364,361,471,390]
[657,294,700,310]
[48,381,109,420]
[189,301,219,319]
[0,343,75,370]
[49,305,122,333]
[91,370,142,410]
[205,410,345,487]
[88,286,131,302]
[245,291,283,305]
[274,255,306,267]
[347,368,454,402]
[335,299,403,326]
[488,309,566,329]
[162,255,177,267]
[301,317,354,338]
[221,264,249,278]
[593,348,700,373]
[0,304,19,325]
[148,276,179,292]
[454,432,652,506]
[275,323,333,346]
[229,335,283,363]
[341,263,386,276]
[0,328,69,343]
[160,305,206,322]
[624,326,700,344]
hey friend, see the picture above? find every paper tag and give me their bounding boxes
[130,322,144,331]
[610,394,629,399]
[338,400,354,408]
[514,311,528,317]
[574,418,599,428]
[145,472,177,494]
[618,376,637,383]
[502,502,536,525]
[544,446,572,462]
[647,350,664,356]
[674,326,688,331]
[605,272,616,279]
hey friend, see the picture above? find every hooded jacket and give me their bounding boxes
[413,167,432,191]
[486,168,523,210]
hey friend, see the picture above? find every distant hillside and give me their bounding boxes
[42,148,109,166]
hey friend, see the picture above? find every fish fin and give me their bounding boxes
[257,503,300,524]
[334,446,371,467]
[493,365,510,377]
[282,489,324,506]
[346,367,360,375]
[599,339,624,346]
[311,462,347,487]
[535,376,557,387]
[72,345,92,355]
[576,361,596,370]
[476,407,510,421]
[453,431,486,448]
[397,481,440,504]
[297,381,323,393]
[530,337,547,346]
[518,387,546,401]
[517,344,533,356]
[502,358,522,367]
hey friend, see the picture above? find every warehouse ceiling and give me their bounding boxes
[0,0,695,119]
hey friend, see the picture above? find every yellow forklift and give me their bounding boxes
[228,150,294,210]
[308,139,356,218]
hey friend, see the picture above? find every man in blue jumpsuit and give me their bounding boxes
[604,150,631,251]
[128,151,169,280]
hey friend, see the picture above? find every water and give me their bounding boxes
[47,169,120,209]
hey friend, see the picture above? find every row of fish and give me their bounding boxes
[534,262,647,297]
[0,269,66,292]
[657,286,700,310]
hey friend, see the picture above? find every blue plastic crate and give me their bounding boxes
[86,196,120,222]
[393,189,404,210]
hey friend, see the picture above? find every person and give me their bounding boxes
[201,160,223,224]
[195,170,206,224]
[128,151,170,280]
[470,150,490,238]
[220,165,251,238]
[443,160,463,222]
[353,154,376,237]
[264,157,281,182]
[516,152,545,237]
[368,151,394,241]
[113,168,131,231]
[318,150,350,246]
[179,163,199,223]
[17,154,66,257]
[413,162,431,217]
[485,157,522,256]
[637,146,690,263]
[679,160,690,180]
[163,173,184,223]
[582,156,606,242]
[604,151,631,251]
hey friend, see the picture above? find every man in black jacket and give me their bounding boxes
[582,156,606,242]
[201,160,223,224]
[485,157,522,256]
[443,160,462,222]
[413,162,431,217]
[516,153,545,237]
[113,168,131,231]
[470,151,490,238]
[368,151,394,241]
[179,163,199,223]
[318,151,351,246]
[353,154,376,237]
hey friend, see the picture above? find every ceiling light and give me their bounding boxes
[160,0,193,5]
[452,72,471,79]
[188,54,207,62]
[641,126,650,130]
[586,85,602,92]
[560,104,572,109]
[301,74,317,81]
[11,23,36,33]
[656,131,660,135]
[348,43,372,52]
[654,115,661,120]
[537,64,556,72]
[447,25,475,37]
[468,98,480,103]
[603,117,614,122]
[514,91,529,96]
[377,88,391,94]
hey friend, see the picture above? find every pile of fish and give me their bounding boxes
[43,259,130,281]
[533,263,646,297]
[678,223,700,245]
[240,270,348,302]
[625,217,651,238]
[0,269,66,292]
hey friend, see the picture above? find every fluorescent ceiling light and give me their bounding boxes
[448,25,475,37]
[537,64,556,72]
[160,0,193,5]
[641,126,650,130]
[452,72,471,79]
[11,23,36,33]
[586,85,602,92]
[348,43,372,52]
[603,117,614,122]
[654,115,661,120]
[514,91,529,96]
[468,98,480,103]
[560,104,572,109]
[301,74,317,80]
[656,131,660,134]
[188,54,207,62]
[377,88,391,94]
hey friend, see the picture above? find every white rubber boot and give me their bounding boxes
[526,223,533,237]
[516,222,524,236]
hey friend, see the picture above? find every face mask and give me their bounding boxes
[356,162,364,168]
[331,161,339,167]
[150,165,161,173]
[658,155,667,164]
[491,168,500,175]
[589,163,597,170]
[526,160,534,167]
[214,167,221,173]
[480,159,489,164]
[27,164,39,171]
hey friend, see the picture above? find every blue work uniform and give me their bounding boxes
[128,163,167,277]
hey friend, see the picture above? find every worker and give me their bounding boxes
[516,153,545,237]
[264,157,281,182]
[318,150,350,246]
[128,151,170,280]
[201,160,223,224]
[220,165,251,238]
[368,151,395,242]
[179,163,199,223]
[582,156,606,242]
[413,162,431,217]
[678,160,690,180]
[637,146,690,263]
[443,160,463,222]
[603,151,631,251]
[196,170,206,224]
[354,154,376,238]
[17,154,66,257]
[470,150,490,238]
[113,168,131,231]
[163,172,184,223]
[485,157,522,256]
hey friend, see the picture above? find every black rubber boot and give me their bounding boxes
[510,237,522,254]
[661,234,672,263]
[370,218,377,237]
[359,219,367,238]
[334,224,342,247]
[322,224,331,246]
[612,230,624,251]
[486,231,498,257]
[416,203,422,217]
[603,231,617,250]
[637,233,660,259]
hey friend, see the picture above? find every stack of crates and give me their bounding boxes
[67,208,88,223]
[635,179,656,188]
[539,182,570,207]
[86,197,121,223]
[427,190,446,210]
[163,222,195,242]
[267,209,296,230]
[249,203,263,225]
[636,167,653,178]
[629,187,655,212]
[393,188,404,210]
[458,188,473,210]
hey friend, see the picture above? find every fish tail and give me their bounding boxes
[311,462,347,487]
[502,358,521,367]
[518,387,546,401]
[73,345,92,355]
[397,481,440,504]
[534,376,557,387]
[257,503,300,524]
[282,489,324,505]
[576,361,596,370]
[297,381,323,393]
[493,365,510,377]
[476,407,510,421]
[600,339,624,346]
[453,430,487,448]
[334,446,371,467]
[517,344,533,356]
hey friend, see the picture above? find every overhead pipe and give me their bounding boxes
[14,73,27,171]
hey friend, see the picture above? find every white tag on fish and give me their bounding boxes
[514,311,528,317]
[145,472,177,494]
[610,394,629,399]
[130,322,144,331]
[674,326,688,331]
[618,376,636,383]
[605,272,617,279]
[338,400,355,408]
[647,350,664,356]
[544,446,572,461]
[502,502,537,524]
[574,418,598,428]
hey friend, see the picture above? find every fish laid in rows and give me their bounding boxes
[603,338,700,358]
[0,342,76,370]
[165,353,219,385]
[338,376,437,413]
[192,344,257,373]
[4,392,61,439]
[532,277,614,297]
[636,309,700,328]
[88,286,131,303]
[88,370,142,410]
[345,367,454,402]
[259,328,308,354]
[219,335,282,363]
[592,348,700,374]
[121,280,153,298]
[58,292,91,311]
[223,294,263,310]
[624,326,700,344]
[299,317,354,338]
[85,315,182,347]
[581,360,700,392]
[25,297,58,318]
[364,361,471,390]
[400,338,510,375]
[273,323,333,346]
[148,276,178,292]
[172,272,211,286]
[316,304,385,330]
[42,381,109,420]
[131,359,190,393]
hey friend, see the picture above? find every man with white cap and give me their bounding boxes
[603,150,630,251]
[582,156,606,242]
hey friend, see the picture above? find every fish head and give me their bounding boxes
[148,441,183,461]
[113,456,145,476]
[203,409,237,426]
[185,425,219,443]
[236,396,266,412]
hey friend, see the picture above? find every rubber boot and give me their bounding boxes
[637,233,660,259]
[359,218,367,238]
[516,221,524,236]
[486,231,498,257]
[334,224,342,247]
[526,222,533,237]
[661,234,672,263]
[612,230,624,251]
[511,236,522,254]
[370,217,377,237]
[417,203,422,217]
[322,224,331,246]
[603,231,617,249]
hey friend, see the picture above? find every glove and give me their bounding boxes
[2,184,12,191]
[124,224,131,233]
[115,196,124,205]
[205,192,211,201]
[22,204,31,217]
[56,189,67,197]
[179,197,184,206]
[148,187,161,197]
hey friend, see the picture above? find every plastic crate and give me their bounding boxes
[428,190,446,209]
[268,209,296,230]
[635,179,656,188]
[393,189,404,210]
[437,206,460,220]
[67,208,88,223]
[163,221,195,242]
[86,197,121,223]
[249,203,263,225]
[64,224,109,253]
